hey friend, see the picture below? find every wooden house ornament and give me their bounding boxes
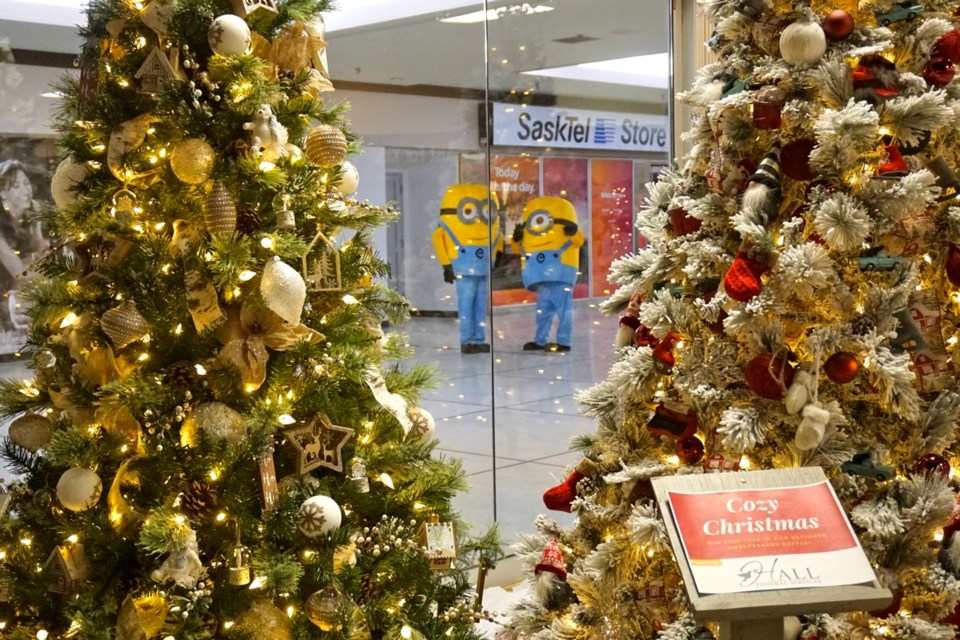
[44,544,91,593]
[135,46,186,94]
[302,228,342,291]
[418,520,457,570]
[231,0,278,18]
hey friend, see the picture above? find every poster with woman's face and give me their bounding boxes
[0,137,56,357]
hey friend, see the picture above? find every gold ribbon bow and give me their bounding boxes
[215,304,322,391]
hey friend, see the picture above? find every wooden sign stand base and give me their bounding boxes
[717,618,785,640]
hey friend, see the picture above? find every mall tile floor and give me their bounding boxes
[0,300,616,546]
[400,300,616,543]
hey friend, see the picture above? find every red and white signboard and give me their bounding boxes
[667,481,876,594]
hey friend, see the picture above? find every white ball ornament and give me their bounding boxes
[51,156,88,209]
[208,14,251,57]
[298,495,342,537]
[407,406,436,442]
[56,467,103,512]
[332,161,360,196]
[779,21,827,65]
[261,256,306,326]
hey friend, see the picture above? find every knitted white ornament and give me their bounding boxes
[779,21,827,65]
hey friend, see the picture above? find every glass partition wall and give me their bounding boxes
[0,0,670,545]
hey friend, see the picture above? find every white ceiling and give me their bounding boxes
[0,0,669,107]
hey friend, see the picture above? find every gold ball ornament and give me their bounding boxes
[180,402,246,447]
[234,601,292,640]
[332,160,359,196]
[261,256,306,325]
[304,124,348,167]
[51,156,88,209]
[305,587,348,631]
[170,138,216,184]
[56,467,103,512]
[101,301,150,349]
[298,495,342,537]
[8,414,54,452]
[205,181,237,236]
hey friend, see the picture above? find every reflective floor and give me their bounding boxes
[0,300,616,544]
[403,300,616,542]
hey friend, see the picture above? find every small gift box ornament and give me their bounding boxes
[418,520,457,570]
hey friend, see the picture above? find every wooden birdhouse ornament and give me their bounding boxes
[135,46,185,94]
[44,544,92,593]
[418,520,457,570]
[302,228,342,291]
[231,0,278,18]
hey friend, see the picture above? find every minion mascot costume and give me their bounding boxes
[432,184,503,353]
[511,196,585,352]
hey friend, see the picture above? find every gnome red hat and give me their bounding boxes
[535,538,567,580]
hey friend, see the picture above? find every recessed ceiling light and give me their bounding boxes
[440,4,554,24]
[522,52,669,88]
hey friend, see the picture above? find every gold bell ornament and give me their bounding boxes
[304,124,347,167]
[101,301,150,348]
[205,181,237,236]
[170,138,216,184]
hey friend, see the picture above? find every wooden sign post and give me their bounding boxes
[651,467,892,640]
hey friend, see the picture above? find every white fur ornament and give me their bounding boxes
[51,156,88,209]
[779,21,827,65]
[243,104,296,162]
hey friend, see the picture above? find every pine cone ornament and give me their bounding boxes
[236,207,263,235]
[165,360,198,387]
[181,479,219,519]
[851,314,875,336]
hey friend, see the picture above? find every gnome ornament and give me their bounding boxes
[616,292,642,348]
[535,538,573,610]
[740,143,782,227]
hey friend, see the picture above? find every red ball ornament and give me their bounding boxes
[676,436,705,465]
[913,453,950,477]
[822,10,854,41]
[668,207,702,236]
[934,29,960,65]
[924,57,956,87]
[824,351,859,383]
[947,244,960,288]
[745,352,796,400]
[780,138,817,181]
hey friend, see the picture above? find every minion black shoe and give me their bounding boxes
[545,343,571,352]
[523,341,545,351]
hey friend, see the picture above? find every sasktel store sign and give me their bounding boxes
[491,102,669,153]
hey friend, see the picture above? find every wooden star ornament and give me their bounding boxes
[282,414,354,474]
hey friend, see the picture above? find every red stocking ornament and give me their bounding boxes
[543,459,596,512]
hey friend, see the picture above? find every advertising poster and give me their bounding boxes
[590,159,633,297]
[542,157,589,299]
[667,481,876,595]
[487,155,540,305]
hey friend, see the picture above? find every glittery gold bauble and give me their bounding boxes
[8,414,54,452]
[304,124,347,167]
[261,256,306,325]
[180,401,246,447]
[305,587,346,631]
[234,601,292,640]
[205,181,237,236]
[170,138,216,184]
[101,301,150,348]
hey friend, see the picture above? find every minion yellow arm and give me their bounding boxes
[432,225,453,267]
